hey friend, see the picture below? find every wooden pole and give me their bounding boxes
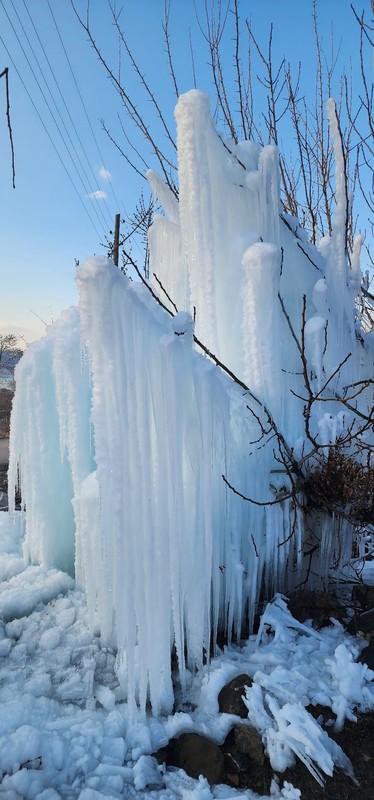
[112,213,120,266]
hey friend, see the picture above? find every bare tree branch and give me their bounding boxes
[0,67,15,188]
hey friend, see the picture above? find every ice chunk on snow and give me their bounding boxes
[95,685,116,711]
[328,643,374,729]
[133,755,163,790]
[245,668,356,786]
[270,779,301,799]
[79,790,119,800]
[0,724,42,774]
[0,566,74,622]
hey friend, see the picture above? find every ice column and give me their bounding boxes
[241,242,281,413]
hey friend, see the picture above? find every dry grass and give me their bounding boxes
[304,448,373,524]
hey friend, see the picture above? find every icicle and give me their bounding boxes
[304,314,327,391]
[259,145,280,245]
[241,242,281,413]
[324,98,355,366]
[147,169,179,225]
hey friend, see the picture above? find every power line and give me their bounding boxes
[0,33,103,241]
[47,0,154,264]
[2,0,110,239]
[21,0,115,230]
[46,0,126,219]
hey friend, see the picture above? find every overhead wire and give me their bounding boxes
[0,34,102,240]
[1,0,153,264]
[3,0,110,239]
[47,0,155,265]
[21,0,115,231]
[46,0,127,221]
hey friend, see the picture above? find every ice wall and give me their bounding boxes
[148,89,373,460]
[10,257,304,718]
[8,90,373,719]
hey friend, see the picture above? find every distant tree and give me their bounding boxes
[0,334,22,376]
[0,334,21,437]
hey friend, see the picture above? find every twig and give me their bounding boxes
[0,67,15,187]
[222,474,293,507]
[153,272,179,313]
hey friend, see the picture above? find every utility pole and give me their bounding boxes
[112,213,120,267]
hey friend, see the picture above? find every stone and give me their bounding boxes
[358,639,374,671]
[347,608,374,638]
[233,724,265,766]
[224,749,251,774]
[172,733,224,785]
[226,772,240,786]
[352,584,374,611]
[218,674,252,718]
[287,590,346,626]
[153,745,169,766]
[222,725,272,795]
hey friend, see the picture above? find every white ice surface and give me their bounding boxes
[6,88,374,790]
[0,524,373,800]
[9,88,373,723]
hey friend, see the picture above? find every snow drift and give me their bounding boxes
[8,91,373,717]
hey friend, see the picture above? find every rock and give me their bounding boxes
[233,724,265,766]
[226,772,240,786]
[347,608,374,638]
[287,590,346,626]
[153,745,169,766]
[306,703,336,726]
[218,674,252,717]
[352,584,374,611]
[222,726,272,795]
[358,639,374,671]
[224,750,251,774]
[172,733,224,785]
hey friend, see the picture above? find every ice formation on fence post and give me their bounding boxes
[8,90,373,718]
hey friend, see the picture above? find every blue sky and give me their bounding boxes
[0,0,370,344]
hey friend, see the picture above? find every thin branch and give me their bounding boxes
[0,67,15,187]
[153,272,179,313]
[222,474,293,506]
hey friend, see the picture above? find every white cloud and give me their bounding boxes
[98,166,112,182]
[87,190,108,200]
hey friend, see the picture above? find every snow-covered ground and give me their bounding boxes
[1,512,373,800]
